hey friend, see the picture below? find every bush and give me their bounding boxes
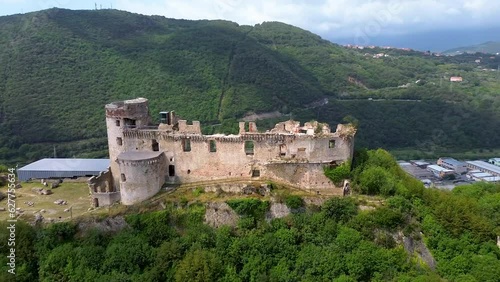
[193,187,205,197]
[226,198,270,219]
[284,195,304,209]
[324,162,351,185]
[358,166,396,196]
[322,197,358,223]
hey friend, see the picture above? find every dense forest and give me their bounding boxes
[1,149,499,281]
[0,8,499,164]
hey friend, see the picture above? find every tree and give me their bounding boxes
[175,249,222,282]
[358,166,396,196]
[322,197,358,223]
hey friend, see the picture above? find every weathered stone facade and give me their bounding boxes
[87,169,120,207]
[95,97,356,206]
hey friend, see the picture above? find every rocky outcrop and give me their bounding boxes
[266,203,291,221]
[204,202,239,228]
[77,216,129,233]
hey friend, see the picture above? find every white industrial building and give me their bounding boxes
[427,165,454,179]
[437,158,467,174]
[489,158,500,166]
[467,170,500,183]
[18,158,110,181]
[466,161,500,177]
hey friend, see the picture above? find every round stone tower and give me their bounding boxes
[105,98,150,191]
[116,151,166,205]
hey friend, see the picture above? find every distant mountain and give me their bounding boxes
[332,27,500,52]
[442,41,500,55]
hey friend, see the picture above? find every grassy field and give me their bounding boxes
[0,181,91,222]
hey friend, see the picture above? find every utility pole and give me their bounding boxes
[53,145,56,158]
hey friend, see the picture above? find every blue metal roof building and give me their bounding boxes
[17,158,110,181]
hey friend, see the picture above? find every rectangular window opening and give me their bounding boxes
[117,137,123,146]
[280,144,286,156]
[182,139,191,152]
[209,140,217,152]
[124,118,136,128]
[115,119,120,127]
[168,165,175,177]
[244,140,254,155]
[329,140,336,148]
[252,170,260,177]
[120,173,126,182]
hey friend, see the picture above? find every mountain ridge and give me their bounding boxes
[443,41,500,55]
[0,8,499,164]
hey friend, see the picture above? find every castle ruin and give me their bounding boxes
[88,98,356,207]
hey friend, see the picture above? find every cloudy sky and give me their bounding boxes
[2,0,500,48]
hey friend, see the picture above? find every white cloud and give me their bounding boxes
[118,1,497,38]
[5,0,498,39]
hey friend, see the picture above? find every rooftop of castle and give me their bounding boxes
[117,151,163,161]
[106,97,148,109]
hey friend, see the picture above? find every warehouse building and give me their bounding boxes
[437,157,467,174]
[466,161,500,177]
[18,158,110,181]
[489,158,500,166]
[427,165,455,179]
[467,171,500,183]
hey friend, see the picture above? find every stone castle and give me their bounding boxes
[88,98,356,207]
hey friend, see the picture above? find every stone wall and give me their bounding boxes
[117,152,166,205]
[118,130,352,196]
[88,169,121,207]
[105,97,356,205]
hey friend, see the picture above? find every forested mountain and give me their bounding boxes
[0,8,499,164]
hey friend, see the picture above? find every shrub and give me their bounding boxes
[322,197,358,223]
[358,166,396,196]
[226,198,270,219]
[324,162,351,185]
[192,187,205,197]
[284,195,304,209]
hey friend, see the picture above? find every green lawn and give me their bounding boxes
[0,180,91,222]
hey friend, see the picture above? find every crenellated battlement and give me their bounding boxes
[99,97,356,207]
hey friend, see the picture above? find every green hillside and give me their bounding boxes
[0,8,499,164]
[443,41,500,55]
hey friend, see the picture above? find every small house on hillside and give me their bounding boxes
[450,76,463,82]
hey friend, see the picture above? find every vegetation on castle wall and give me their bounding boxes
[324,161,351,186]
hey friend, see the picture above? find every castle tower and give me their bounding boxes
[105,98,150,191]
[116,151,166,205]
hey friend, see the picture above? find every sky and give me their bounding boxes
[1,0,500,50]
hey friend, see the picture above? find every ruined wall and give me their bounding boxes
[178,120,201,134]
[121,130,354,190]
[105,98,356,204]
[88,169,121,207]
[162,137,257,183]
[117,153,166,205]
[266,163,342,195]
